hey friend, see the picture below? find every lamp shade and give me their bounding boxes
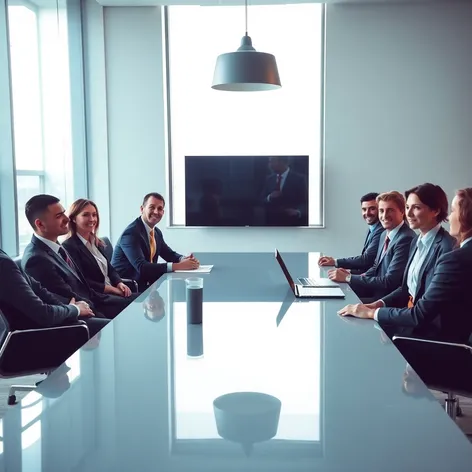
[212,35,281,92]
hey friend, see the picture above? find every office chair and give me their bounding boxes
[101,236,138,292]
[392,335,472,420]
[0,309,89,405]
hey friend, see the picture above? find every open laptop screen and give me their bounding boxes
[275,249,296,293]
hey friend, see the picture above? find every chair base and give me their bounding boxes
[7,382,43,405]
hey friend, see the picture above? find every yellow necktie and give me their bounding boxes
[149,229,156,262]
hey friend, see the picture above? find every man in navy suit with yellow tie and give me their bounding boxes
[319,192,383,274]
[112,193,199,290]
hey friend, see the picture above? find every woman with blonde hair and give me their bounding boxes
[63,199,136,298]
[338,188,472,343]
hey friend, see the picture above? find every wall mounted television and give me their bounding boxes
[185,155,309,227]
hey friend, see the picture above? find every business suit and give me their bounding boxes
[262,169,308,226]
[382,227,455,308]
[0,249,108,337]
[377,239,472,343]
[349,223,416,302]
[22,236,131,319]
[336,221,384,274]
[112,217,183,290]
[63,234,123,294]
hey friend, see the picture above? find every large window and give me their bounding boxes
[2,0,85,254]
[166,4,324,226]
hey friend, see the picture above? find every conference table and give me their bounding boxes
[2,252,472,471]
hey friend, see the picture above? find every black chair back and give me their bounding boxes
[393,336,472,397]
[0,309,89,377]
[101,237,113,261]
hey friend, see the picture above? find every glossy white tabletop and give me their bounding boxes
[1,252,471,471]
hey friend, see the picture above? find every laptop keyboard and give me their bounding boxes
[298,278,317,286]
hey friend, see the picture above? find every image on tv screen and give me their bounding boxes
[185,155,309,227]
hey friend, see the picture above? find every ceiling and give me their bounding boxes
[95,0,457,6]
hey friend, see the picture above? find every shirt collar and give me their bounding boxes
[417,224,440,249]
[461,236,472,248]
[278,168,290,179]
[141,217,154,234]
[386,221,404,242]
[77,233,90,246]
[35,234,62,254]
[368,221,380,232]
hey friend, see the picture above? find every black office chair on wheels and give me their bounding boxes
[393,335,472,420]
[0,309,89,405]
[101,237,138,292]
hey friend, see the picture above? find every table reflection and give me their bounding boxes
[171,298,323,454]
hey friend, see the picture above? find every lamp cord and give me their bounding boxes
[245,0,248,36]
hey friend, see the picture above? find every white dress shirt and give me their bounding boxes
[33,234,80,316]
[406,224,440,299]
[141,218,182,272]
[77,233,112,286]
[461,237,472,248]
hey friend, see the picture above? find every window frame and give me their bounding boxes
[0,0,88,257]
[163,4,326,229]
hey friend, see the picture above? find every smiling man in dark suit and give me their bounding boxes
[319,192,383,274]
[261,156,308,226]
[21,195,131,319]
[112,193,199,290]
[329,191,416,302]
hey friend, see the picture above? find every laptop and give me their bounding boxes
[275,249,345,299]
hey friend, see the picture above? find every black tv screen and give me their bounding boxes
[185,155,309,227]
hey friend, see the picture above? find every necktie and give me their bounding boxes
[149,230,156,262]
[382,235,390,256]
[275,174,282,191]
[58,247,74,269]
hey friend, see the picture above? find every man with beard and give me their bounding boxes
[319,192,383,274]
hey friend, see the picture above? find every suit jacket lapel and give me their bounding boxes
[138,218,154,261]
[415,229,443,298]
[74,235,96,267]
[33,236,82,281]
[362,229,371,253]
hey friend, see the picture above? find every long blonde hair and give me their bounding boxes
[66,198,105,247]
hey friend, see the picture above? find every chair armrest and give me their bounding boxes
[0,323,90,376]
[122,278,138,293]
[392,335,472,351]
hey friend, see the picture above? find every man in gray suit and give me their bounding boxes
[319,192,383,274]
[328,191,415,302]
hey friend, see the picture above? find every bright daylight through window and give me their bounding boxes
[166,3,324,226]
[8,1,75,253]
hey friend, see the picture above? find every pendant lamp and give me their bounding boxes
[211,0,281,92]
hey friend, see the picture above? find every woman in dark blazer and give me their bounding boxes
[63,199,134,298]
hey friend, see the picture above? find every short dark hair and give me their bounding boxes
[25,194,60,230]
[360,193,379,203]
[405,183,448,223]
[142,192,165,207]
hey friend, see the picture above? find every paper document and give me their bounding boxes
[174,265,213,274]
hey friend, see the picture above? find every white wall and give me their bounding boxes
[84,1,472,255]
